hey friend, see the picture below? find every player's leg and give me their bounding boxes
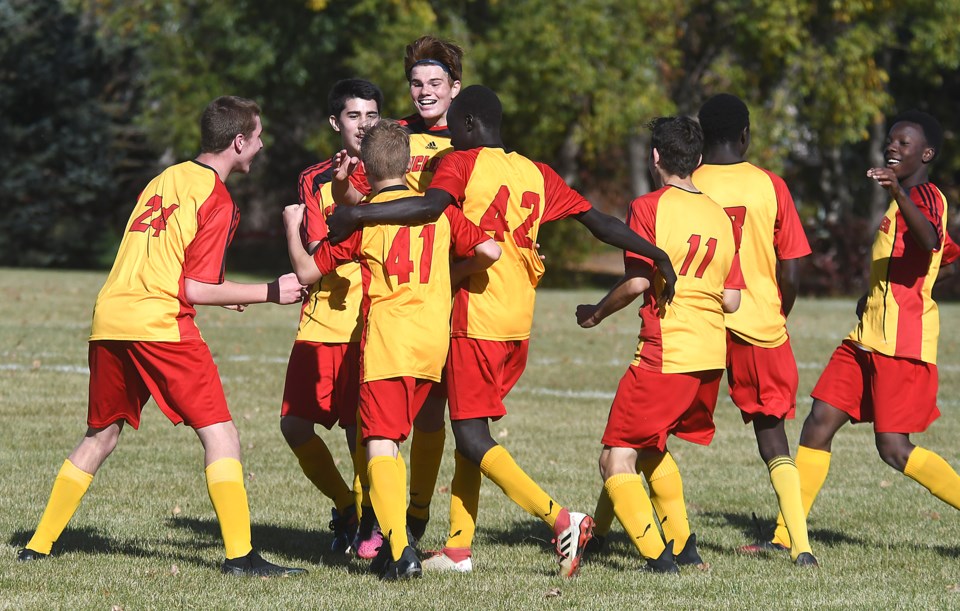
[892,435,960,510]
[637,449,697,564]
[280,416,355,520]
[351,415,382,558]
[600,446,677,573]
[423,450,479,572]
[20,423,123,560]
[406,387,447,543]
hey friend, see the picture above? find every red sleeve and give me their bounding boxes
[623,193,659,268]
[765,169,811,261]
[183,183,237,284]
[299,164,331,244]
[913,183,945,250]
[312,232,362,276]
[350,163,372,196]
[428,150,480,207]
[942,232,960,265]
[535,162,593,224]
[443,207,490,257]
[725,252,746,289]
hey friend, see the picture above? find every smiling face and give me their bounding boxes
[330,97,380,157]
[408,64,460,127]
[884,121,934,182]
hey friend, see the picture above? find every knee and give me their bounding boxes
[280,416,314,448]
[451,420,495,465]
[875,435,913,472]
[798,401,846,450]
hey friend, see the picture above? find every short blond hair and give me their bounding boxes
[361,120,410,182]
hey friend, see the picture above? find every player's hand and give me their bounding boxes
[535,242,546,262]
[333,149,361,183]
[656,255,677,311]
[221,304,247,312]
[270,272,308,305]
[283,204,305,232]
[866,167,904,199]
[576,304,602,328]
[326,204,361,245]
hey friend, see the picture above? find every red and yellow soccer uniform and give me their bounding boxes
[311,186,489,441]
[694,162,811,421]
[280,157,363,430]
[88,160,237,430]
[602,185,744,451]
[814,183,951,433]
[428,147,593,420]
[351,114,452,196]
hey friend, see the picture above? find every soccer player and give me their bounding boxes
[760,110,960,550]
[691,93,817,566]
[283,119,500,580]
[326,85,677,578]
[18,96,306,577]
[577,116,743,573]
[332,36,465,544]
[280,79,382,557]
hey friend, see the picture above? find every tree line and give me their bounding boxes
[2,0,958,295]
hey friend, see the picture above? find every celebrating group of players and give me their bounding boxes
[17,35,960,582]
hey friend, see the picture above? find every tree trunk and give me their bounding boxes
[627,133,651,199]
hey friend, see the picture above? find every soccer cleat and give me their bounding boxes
[674,533,704,566]
[353,524,384,560]
[422,547,473,573]
[221,550,307,577]
[795,552,819,567]
[369,538,392,576]
[380,545,422,581]
[552,508,594,578]
[329,505,359,553]
[406,513,428,547]
[17,548,48,562]
[737,540,789,554]
[640,540,679,574]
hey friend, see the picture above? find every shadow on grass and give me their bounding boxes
[697,510,869,552]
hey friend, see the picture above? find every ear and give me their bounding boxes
[329,114,341,133]
[464,113,475,132]
[922,147,935,164]
[651,147,661,167]
[233,133,245,154]
[450,79,462,99]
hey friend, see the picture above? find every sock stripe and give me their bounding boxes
[767,455,796,474]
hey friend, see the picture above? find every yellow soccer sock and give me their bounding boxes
[367,455,408,561]
[638,452,689,551]
[446,451,481,549]
[904,446,960,510]
[26,460,94,554]
[480,445,561,528]
[291,436,354,513]
[407,427,445,521]
[205,458,253,560]
[605,473,665,560]
[592,487,615,538]
[767,456,811,559]
[353,430,371,519]
[772,445,831,548]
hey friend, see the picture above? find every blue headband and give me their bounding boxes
[407,59,454,80]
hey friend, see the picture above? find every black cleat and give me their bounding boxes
[329,505,359,553]
[380,545,422,581]
[17,548,48,562]
[640,540,679,574]
[369,539,392,576]
[406,513,428,547]
[221,550,307,577]
[795,551,819,567]
[674,533,704,566]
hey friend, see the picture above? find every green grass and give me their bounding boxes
[1,268,959,609]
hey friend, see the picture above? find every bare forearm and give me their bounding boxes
[593,276,649,323]
[332,179,364,206]
[358,195,448,225]
[778,259,801,317]
[286,226,322,285]
[184,278,270,306]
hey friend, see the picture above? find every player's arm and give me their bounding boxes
[451,239,501,286]
[330,150,365,206]
[283,203,325,285]
[722,289,741,313]
[867,167,938,251]
[184,275,304,307]
[326,188,453,244]
[576,259,652,328]
[777,258,801,317]
[573,208,676,305]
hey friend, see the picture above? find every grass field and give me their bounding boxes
[1,268,959,609]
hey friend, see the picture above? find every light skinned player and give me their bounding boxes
[284,119,500,580]
[18,96,307,577]
[578,116,743,573]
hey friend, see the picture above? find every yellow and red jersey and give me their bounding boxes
[351,113,452,196]
[429,147,593,341]
[693,162,811,347]
[849,183,949,363]
[90,161,238,342]
[296,157,363,343]
[312,186,489,383]
[626,185,745,374]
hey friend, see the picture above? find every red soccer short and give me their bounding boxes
[602,365,723,451]
[87,339,231,430]
[359,377,435,442]
[280,340,360,429]
[446,337,529,421]
[726,332,799,423]
[811,340,940,434]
